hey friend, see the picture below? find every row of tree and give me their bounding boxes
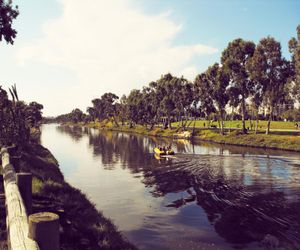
[55,25,300,135]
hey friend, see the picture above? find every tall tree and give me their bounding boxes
[247,37,292,134]
[117,95,127,126]
[91,98,105,121]
[70,108,84,123]
[155,74,176,129]
[221,38,255,133]
[126,89,144,127]
[173,78,194,129]
[194,73,216,124]
[154,74,192,129]
[289,25,300,103]
[100,92,119,127]
[141,86,158,128]
[194,63,229,134]
[86,106,96,123]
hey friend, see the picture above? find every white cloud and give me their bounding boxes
[17,0,218,115]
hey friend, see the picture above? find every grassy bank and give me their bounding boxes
[173,120,298,130]
[0,143,136,250]
[193,129,300,152]
[66,120,300,152]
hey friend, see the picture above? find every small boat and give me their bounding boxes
[154,147,175,156]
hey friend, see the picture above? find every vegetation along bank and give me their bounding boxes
[61,119,300,153]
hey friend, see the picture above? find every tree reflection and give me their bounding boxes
[56,125,86,142]
[58,126,300,248]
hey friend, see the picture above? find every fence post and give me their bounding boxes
[16,173,32,215]
[28,212,60,250]
[1,147,39,249]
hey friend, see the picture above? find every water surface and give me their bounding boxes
[41,124,300,249]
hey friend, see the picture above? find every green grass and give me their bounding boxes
[172,120,298,130]
[32,177,43,194]
[194,129,300,152]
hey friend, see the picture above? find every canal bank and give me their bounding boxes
[65,121,300,152]
[0,142,136,250]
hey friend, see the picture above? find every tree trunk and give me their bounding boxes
[241,97,247,133]
[168,115,172,129]
[150,123,155,130]
[192,117,196,136]
[255,110,259,134]
[180,114,184,128]
[208,118,211,128]
[266,106,273,135]
[219,119,224,135]
[112,116,119,127]
[219,111,224,135]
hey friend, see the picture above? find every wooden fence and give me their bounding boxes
[0,147,59,250]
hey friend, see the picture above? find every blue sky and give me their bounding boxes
[0,0,299,116]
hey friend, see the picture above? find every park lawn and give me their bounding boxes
[172,120,297,130]
[194,129,300,152]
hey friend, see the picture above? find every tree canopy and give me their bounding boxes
[0,0,19,44]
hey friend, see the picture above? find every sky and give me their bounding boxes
[0,0,299,116]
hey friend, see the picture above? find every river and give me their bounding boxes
[41,124,300,250]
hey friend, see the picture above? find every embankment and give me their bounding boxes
[0,143,136,250]
[68,121,300,152]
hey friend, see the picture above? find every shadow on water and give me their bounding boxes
[55,125,300,249]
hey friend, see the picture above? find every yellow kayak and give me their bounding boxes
[154,147,175,156]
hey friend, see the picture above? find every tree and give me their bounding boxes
[117,95,128,126]
[249,84,263,134]
[155,74,176,129]
[0,0,19,44]
[26,101,44,127]
[126,89,144,127]
[141,86,158,128]
[86,106,96,123]
[100,92,119,127]
[70,108,84,123]
[173,78,194,129]
[194,63,230,134]
[194,73,216,124]
[91,98,105,121]
[289,25,300,103]
[153,73,192,129]
[247,37,292,134]
[221,38,255,133]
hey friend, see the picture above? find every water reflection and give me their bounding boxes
[51,125,300,249]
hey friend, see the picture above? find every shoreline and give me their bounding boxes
[0,143,137,250]
[60,121,300,153]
